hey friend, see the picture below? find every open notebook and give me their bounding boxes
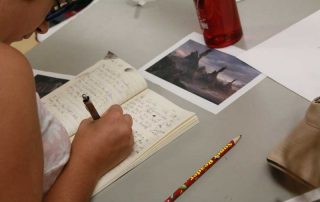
[41,53,199,195]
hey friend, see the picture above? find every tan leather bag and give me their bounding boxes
[267,97,320,187]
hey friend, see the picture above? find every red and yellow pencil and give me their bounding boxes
[164,135,242,202]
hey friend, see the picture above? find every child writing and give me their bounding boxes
[0,0,134,201]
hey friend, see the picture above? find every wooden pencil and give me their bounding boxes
[164,135,242,202]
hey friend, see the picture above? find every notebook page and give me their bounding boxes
[123,89,194,156]
[93,89,197,195]
[41,59,147,135]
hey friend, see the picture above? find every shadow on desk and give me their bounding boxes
[269,166,312,197]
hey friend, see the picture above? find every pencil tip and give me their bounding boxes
[233,135,242,144]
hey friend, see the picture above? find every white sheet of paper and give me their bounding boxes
[33,69,75,80]
[283,187,320,202]
[238,10,320,102]
[139,32,265,114]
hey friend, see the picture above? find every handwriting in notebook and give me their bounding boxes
[42,60,147,135]
[123,91,183,155]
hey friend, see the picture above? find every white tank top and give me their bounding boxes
[36,94,71,193]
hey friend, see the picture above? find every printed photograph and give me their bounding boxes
[35,75,69,98]
[146,40,261,105]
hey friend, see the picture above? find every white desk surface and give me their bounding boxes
[26,0,320,201]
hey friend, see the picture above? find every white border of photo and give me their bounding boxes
[139,32,266,114]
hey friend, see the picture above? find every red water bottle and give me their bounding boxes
[194,0,243,48]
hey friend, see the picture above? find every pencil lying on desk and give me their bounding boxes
[164,135,242,202]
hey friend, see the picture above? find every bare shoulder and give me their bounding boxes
[0,42,38,129]
[0,43,43,200]
[0,44,37,138]
[0,43,35,102]
[0,43,33,78]
[0,42,37,123]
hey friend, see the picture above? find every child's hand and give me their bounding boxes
[70,104,134,179]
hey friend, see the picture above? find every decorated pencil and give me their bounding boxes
[164,135,242,202]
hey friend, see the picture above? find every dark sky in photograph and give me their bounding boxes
[172,40,261,86]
